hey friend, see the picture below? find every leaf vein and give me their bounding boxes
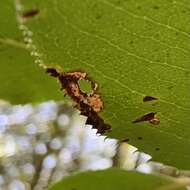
[53,7,190,73]
[102,0,190,38]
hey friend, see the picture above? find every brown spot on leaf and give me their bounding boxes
[46,68,59,77]
[21,9,39,19]
[143,96,158,102]
[133,112,160,125]
[122,138,130,142]
[46,67,111,134]
[133,112,155,123]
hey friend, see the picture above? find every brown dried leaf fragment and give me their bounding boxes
[86,94,103,112]
[46,67,111,134]
[133,112,160,125]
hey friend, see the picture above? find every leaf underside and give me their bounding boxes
[2,0,190,169]
[49,168,185,190]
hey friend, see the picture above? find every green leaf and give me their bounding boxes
[18,0,190,169]
[0,0,63,104]
[49,168,186,190]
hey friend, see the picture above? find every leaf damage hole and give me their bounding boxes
[21,9,39,19]
[78,79,92,94]
[132,112,160,125]
[143,95,158,102]
[46,68,111,134]
[137,137,143,140]
[155,147,160,151]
